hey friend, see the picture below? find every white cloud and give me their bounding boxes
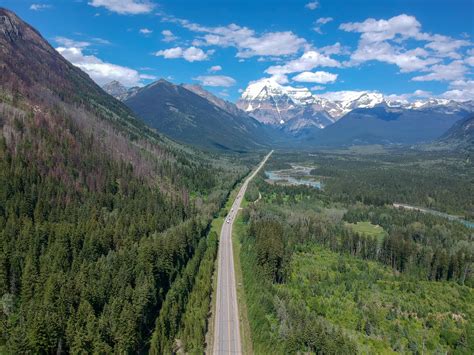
[311,85,325,91]
[160,15,307,58]
[56,46,152,86]
[348,40,440,72]
[208,65,222,72]
[316,17,333,25]
[292,71,338,84]
[440,80,474,101]
[270,74,289,85]
[314,17,333,34]
[54,36,91,48]
[425,35,470,59]
[162,30,178,42]
[55,36,111,48]
[235,31,307,58]
[154,46,212,62]
[252,75,291,87]
[412,60,468,82]
[88,0,155,14]
[266,50,340,75]
[193,75,236,87]
[340,14,424,42]
[154,47,183,59]
[139,74,157,80]
[139,28,152,35]
[340,14,439,72]
[30,4,52,11]
[91,37,111,45]
[319,42,349,56]
[340,13,472,79]
[305,1,319,10]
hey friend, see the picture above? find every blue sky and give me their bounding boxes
[3,0,474,102]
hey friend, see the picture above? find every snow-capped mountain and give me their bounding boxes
[236,79,335,130]
[236,79,474,134]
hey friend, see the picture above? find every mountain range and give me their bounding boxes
[235,78,474,134]
[104,78,474,148]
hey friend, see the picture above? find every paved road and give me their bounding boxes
[213,151,273,355]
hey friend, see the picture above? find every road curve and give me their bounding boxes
[213,151,273,355]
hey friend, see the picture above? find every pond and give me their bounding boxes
[265,165,322,189]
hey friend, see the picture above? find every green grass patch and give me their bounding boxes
[345,221,387,240]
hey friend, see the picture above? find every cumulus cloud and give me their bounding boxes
[193,75,236,87]
[234,31,307,58]
[56,46,153,86]
[340,14,425,42]
[54,37,91,48]
[314,17,333,34]
[441,80,474,101]
[266,50,340,75]
[208,65,222,72]
[425,35,470,59]
[139,28,152,35]
[270,74,289,84]
[161,30,178,42]
[319,42,350,56]
[154,46,212,62]
[340,13,471,78]
[246,75,290,88]
[292,71,338,84]
[311,85,325,91]
[160,14,307,58]
[305,1,319,10]
[412,60,468,82]
[348,40,440,72]
[88,0,155,14]
[30,4,52,11]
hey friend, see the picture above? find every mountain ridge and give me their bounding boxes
[438,115,474,147]
[121,79,277,151]
[236,78,474,135]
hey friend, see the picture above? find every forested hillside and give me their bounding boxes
[0,8,246,353]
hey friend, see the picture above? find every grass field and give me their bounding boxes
[345,221,387,241]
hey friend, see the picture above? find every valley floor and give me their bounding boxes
[235,149,474,354]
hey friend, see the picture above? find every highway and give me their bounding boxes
[213,150,273,354]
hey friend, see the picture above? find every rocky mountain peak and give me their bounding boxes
[0,8,21,42]
[103,80,128,97]
[238,80,474,132]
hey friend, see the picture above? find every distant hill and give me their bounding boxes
[124,79,277,151]
[309,105,470,146]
